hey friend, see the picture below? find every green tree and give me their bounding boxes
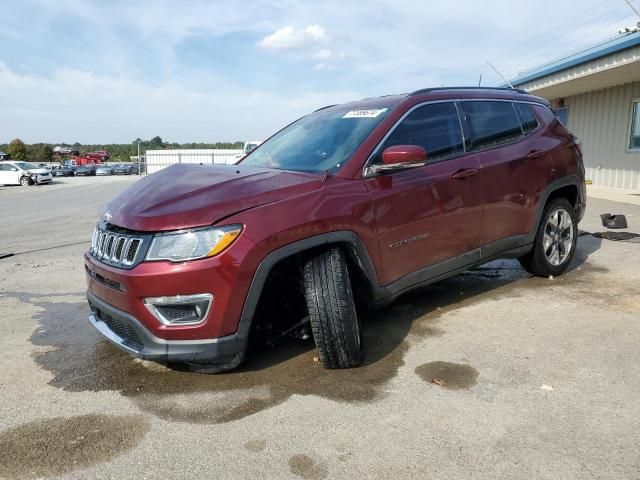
[148,136,164,149]
[32,144,54,163]
[7,138,27,160]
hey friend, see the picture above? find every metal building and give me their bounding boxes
[145,149,243,174]
[511,32,640,190]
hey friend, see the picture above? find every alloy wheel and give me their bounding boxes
[543,208,574,266]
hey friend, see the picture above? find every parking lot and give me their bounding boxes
[0,177,639,479]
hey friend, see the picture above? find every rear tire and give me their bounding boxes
[519,197,577,277]
[303,247,363,369]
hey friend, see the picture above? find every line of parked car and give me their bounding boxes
[52,163,142,177]
[0,159,142,187]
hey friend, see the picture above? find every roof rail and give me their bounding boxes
[313,104,338,112]
[409,86,528,96]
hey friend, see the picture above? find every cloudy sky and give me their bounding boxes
[0,0,637,143]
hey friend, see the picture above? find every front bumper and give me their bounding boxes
[36,175,52,184]
[87,290,246,370]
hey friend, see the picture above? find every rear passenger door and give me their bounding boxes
[365,102,483,286]
[459,100,555,248]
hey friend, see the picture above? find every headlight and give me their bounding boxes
[146,225,242,262]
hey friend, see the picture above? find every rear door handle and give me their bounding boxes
[451,168,478,180]
[527,150,547,159]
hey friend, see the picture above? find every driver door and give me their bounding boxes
[364,102,484,286]
[0,164,19,185]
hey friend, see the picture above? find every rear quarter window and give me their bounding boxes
[514,102,539,134]
[461,101,523,151]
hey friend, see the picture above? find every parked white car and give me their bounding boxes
[0,161,53,186]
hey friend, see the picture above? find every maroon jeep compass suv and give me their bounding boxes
[85,87,586,372]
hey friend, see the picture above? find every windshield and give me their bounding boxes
[14,162,38,170]
[241,107,390,173]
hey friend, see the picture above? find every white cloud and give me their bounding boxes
[1,0,609,142]
[258,25,328,50]
[312,49,333,60]
[0,63,360,143]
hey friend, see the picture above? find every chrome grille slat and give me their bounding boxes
[124,239,141,265]
[113,237,126,261]
[89,223,147,269]
[97,232,106,256]
[90,227,98,253]
[120,238,132,263]
[105,235,115,258]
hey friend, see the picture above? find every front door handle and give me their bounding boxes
[451,168,478,180]
[527,150,547,159]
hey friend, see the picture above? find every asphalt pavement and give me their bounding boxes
[0,177,639,479]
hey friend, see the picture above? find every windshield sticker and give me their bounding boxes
[342,108,388,119]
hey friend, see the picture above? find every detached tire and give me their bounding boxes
[519,197,578,277]
[303,247,363,369]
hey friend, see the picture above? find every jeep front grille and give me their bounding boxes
[89,223,151,269]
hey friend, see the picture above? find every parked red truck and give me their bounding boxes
[85,87,585,373]
[64,157,101,167]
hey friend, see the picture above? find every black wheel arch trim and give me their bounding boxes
[238,231,382,336]
[531,175,584,240]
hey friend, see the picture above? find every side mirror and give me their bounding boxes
[10,167,18,172]
[382,145,427,165]
[368,145,427,174]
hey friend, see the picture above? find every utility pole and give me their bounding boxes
[137,140,141,176]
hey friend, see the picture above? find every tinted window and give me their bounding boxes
[0,164,11,171]
[514,102,539,134]
[377,102,463,163]
[462,101,523,150]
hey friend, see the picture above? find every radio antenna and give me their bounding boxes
[486,61,514,88]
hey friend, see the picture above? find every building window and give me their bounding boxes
[554,107,569,127]
[630,101,640,150]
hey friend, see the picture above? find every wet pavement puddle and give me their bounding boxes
[415,361,479,389]
[24,294,415,424]
[288,453,329,480]
[6,238,624,426]
[0,414,150,479]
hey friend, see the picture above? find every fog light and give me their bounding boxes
[144,294,212,326]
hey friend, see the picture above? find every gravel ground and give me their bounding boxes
[0,177,639,480]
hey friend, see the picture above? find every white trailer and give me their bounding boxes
[145,149,243,174]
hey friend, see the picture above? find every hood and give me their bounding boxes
[102,163,324,231]
[28,168,51,174]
